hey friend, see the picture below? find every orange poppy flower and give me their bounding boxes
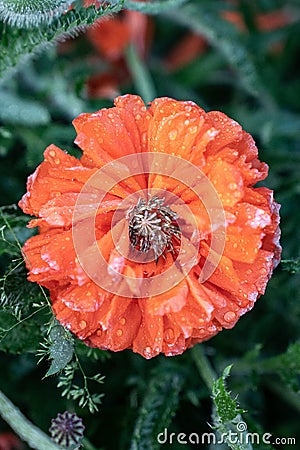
[19,95,281,358]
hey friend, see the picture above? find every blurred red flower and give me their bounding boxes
[84,1,152,98]
[166,6,294,70]
[0,432,23,450]
[19,95,281,358]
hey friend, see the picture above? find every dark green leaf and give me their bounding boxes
[212,366,244,423]
[0,0,72,28]
[0,1,124,80]
[45,322,74,377]
[281,259,300,274]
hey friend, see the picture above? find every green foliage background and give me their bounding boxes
[0,0,299,449]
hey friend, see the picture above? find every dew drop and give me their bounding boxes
[143,346,152,357]
[54,158,60,165]
[189,126,197,134]
[49,150,56,157]
[164,328,174,342]
[224,311,236,322]
[120,317,126,325]
[229,183,237,190]
[79,320,87,330]
[116,329,123,337]
[96,329,102,336]
[169,130,178,141]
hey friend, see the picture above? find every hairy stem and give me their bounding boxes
[0,389,61,450]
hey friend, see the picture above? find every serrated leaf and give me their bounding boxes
[0,1,124,80]
[212,366,244,423]
[0,0,73,28]
[45,322,74,376]
[130,367,183,450]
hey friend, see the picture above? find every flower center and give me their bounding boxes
[127,195,180,259]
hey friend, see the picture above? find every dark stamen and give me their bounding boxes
[127,196,180,259]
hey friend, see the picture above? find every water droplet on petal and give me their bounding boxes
[164,328,175,343]
[116,329,123,337]
[224,311,236,322]
[79,320,87,330]
[189,126,197,134]
[143,346,152,357]
[169,130,178,140]
[120,317,126,325]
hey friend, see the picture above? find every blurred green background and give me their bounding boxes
[0,1,300,449]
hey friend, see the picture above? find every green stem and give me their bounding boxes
[125,44,156,104]
[82,437,100,450]
[191,344,217,390]
[0,389,61,450]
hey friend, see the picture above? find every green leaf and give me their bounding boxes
[212,366,244,424]
[0,1,124,80]
[0,89,50,125]
[45,321,74,377]
[124,0,188,14]
[130,366,183,450]
[281,258,300,274]
[212,367,251,450]
[0,0,73,28]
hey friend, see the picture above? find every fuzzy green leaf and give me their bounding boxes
[45,322,74,377]
[212,366,244,424]
[0,1,124,80]
[0,0,73,28]
[130,367,183,450]
[212,367,251,450]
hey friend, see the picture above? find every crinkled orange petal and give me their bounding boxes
[147,280,188,316]
[207,159,244,207]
